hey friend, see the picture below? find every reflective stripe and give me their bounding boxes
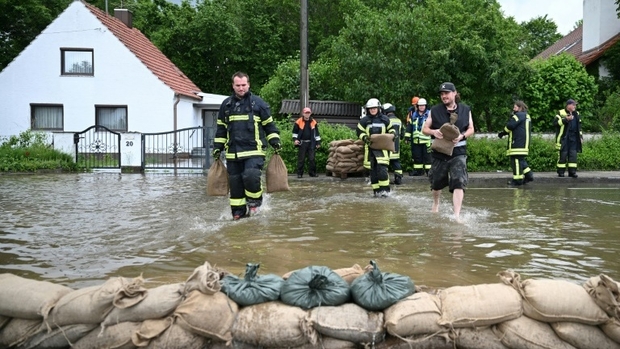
[245,189,263,199]
[229,115,251,121]
[378,179,390,187]
[226,150,264,159]
[230,198,246,206]
[214,137,227,143]
[217,120,227,126]
[266,133,280,141]
[292,133,299,138]
[261,117,274,126]
[371,183,380,189]
[371,123,385,128]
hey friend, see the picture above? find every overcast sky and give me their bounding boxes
[497,0,583,35]
[166,0,583,36]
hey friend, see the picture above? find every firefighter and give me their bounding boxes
[357,98,395,197]
[498,100,534,186]
[382,103,403,185]
[554,99,582,178]
[213,72,281,220]
[404,98,431,176]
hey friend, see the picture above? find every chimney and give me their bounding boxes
[114,9,133,29]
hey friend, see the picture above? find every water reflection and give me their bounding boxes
[0,173,618,289]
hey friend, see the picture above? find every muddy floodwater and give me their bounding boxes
[0,173,619,289]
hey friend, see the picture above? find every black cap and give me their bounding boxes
[439,82,456,92]
[566,99,577,105]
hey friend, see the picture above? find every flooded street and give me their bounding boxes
[0,173,619,289]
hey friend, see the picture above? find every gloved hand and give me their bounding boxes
[272,143,282,154]
[212,148,221,158]
[498,131,508,139]
[362,134,371,145]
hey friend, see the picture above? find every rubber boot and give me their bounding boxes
[394,174,402,185]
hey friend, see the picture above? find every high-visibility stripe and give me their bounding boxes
[371,183,380,189]
[261,117,274,126]
[245,189,263,199]
[378,179,390,187]
[229,115,251,121]
[230,198,246,206]
[214,137,227,144]
[226,150,264,159]
[266,133,280,141]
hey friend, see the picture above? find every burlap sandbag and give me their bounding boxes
[0,273,73,320]
[48,276,146,328]
[430,123,460,156]
[132,317,173,347]
[369,133,395,151]
[183,261,221,295]
[377,333,453,349]
[492,316,577,349]
[266,154,290,193]
[231,301,315,347]
[206,159,229,196]
[453,327,509,349]
[601,318,620,344]
[102,283,184,327]
[307,303,384,344]
[210,337,357,349]
[0,315,9,330]
[384,292,445,338]
[145,322,209,349]
[438,283,522,328]
[584,274,620,319]
[336,146,354,154]
[0,318,43,348]
[550,321,620,349]
[173,290,237,342]
[73,321,141,349]
[18,323,97,349]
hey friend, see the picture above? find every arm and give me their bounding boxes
[456,111,475,143]
[314,123,321,148]
[213,103,228,152]
[258,101,280,147]
[422,112,441,138]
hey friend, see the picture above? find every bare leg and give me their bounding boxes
[431,190,441,213]
[452,188,464,220]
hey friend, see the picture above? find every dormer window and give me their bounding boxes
[61,48,94,76]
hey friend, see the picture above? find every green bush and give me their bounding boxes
[0,130,77,172]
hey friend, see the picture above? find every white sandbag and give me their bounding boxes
[73,321,141,349]
[438,283,522,327]
[375,333,453,349]
[0,318,43,348]
[48,276,146,328]
[102,283,184,327]
[521,279,610,325]
[0,273,73,320]
[384,292,445,337]
[601,318,620,344]
[308,303,384,344]
[551,321,620,349]
[231,301,313,347]
[453,327,509,349]
[493,316,577,349]
[17,323,97,349]
[174,290,237,342]
[584,274,620,319]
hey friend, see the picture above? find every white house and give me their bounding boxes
[0,0,227,167]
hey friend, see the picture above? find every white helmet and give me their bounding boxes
[365,98,381,109]
[382,103,395,113]
[417,98,427,106]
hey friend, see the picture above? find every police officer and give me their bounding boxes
[405,98,432,176]
[382,103,403,185]
[357,98,395,197]
[554,99,582,178]
[498,100,534,186]
[213,72,281,220]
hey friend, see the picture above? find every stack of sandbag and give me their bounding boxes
[325,139,365,174]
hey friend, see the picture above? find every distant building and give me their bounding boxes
[279,100,362,130]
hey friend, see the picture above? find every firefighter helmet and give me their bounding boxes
[365,98,381,109]
[417,98,427,106]
[382,103,396,113]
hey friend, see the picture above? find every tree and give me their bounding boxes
[0,0,71,71]
[519,15,563,59]
[523,54,597,132]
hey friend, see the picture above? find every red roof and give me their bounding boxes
[83,1,202,100]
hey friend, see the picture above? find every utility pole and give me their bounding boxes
[300,0,309,112]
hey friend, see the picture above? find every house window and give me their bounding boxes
[61,48,94,75]
[96,106,127,132]
[31,104,63,130]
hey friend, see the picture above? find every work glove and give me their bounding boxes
[498,131,508,139]
[361,134,371,145]
[272,143,282,154]
[212,148,221,158]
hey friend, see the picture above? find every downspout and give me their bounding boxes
[173,94,180,175]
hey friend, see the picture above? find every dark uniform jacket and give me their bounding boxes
[554,109,582,153]
[503,111,531,156]
[429,103,471,159]
[356,113,395,140]
[214,92,280,160]
[293,117,321,148]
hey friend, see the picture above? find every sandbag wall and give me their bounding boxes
[325,139,366,176]
[1,264,620,349]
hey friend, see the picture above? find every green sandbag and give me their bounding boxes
[280,266,350,310]
[221,263,283,306]
[350,260,415,311]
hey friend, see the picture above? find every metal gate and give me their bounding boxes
[141,126,214,173]
[74,125,121,170]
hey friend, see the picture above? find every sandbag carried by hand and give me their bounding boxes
[266,154,289,193]
[369,133,395,151]
[222,263,284,306]
[206,159,228,196]
[431,123,460,156]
